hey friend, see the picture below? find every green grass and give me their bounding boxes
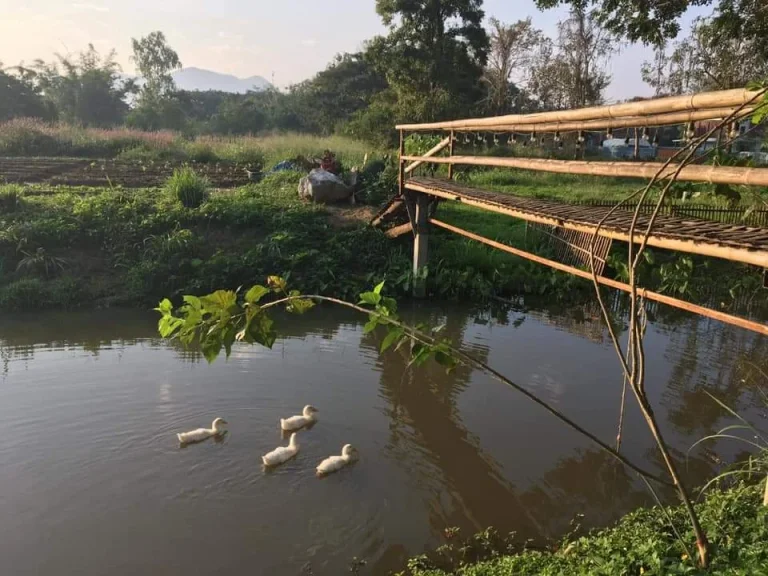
[0,172,414,310]
[405,481,768,576]
[165,167,210,208]
[0,118,374,169]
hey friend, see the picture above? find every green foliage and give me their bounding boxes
[156,277,459,373]
[30,44,136,127]
[403,482,768,576]
[15,247,68,278]
[0,276,83,310]
[165,167,209,209]
[131,31,181,101]
[0,66,54,122]
[0,184,22,213]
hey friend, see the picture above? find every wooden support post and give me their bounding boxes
[398,129,405,197]
[413,193,430,298]
[448,130,456,180]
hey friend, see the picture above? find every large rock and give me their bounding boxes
[298,169,352,204]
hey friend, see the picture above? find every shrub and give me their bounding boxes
[0,184,23,212]
[186,141,219,164]
[166,167,210,208]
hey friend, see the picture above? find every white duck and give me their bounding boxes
[176,418,228,444]
[261,433,300,467]
[280,405,318,431]
[316,444,359,476]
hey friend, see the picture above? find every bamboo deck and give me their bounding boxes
[405,177,768,268]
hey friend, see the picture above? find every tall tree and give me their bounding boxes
[528,5,613,110]
[483,18,544,114]
[536,0,768,62]
[30,45,134,126]
[642,16,768,95]
[131,31,181,102]
[0,64,53,121]
[372,0,490,121]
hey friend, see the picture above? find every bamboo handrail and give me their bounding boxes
[396,89,761,131]
[450,107,754,134]
[401,155,768,187]
[404,137,451,174]
[430,218,768,336]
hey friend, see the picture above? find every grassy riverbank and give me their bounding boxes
[1,123,765,312]
[403,481,768,576]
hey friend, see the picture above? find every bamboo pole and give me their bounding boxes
[401,155,768,187]
[448,107,755,134]
[406,180,768,268]
[430,218,768,336]
[448,130,456,180]
[404,137,450,174]
[396,89,761,131]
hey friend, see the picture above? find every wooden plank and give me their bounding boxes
[405,179,768,268]
[413,193,430,297]
[396,88,761,131]
[430,218,768,336]
[401,155,768,187]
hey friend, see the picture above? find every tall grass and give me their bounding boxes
[0,118,374,168]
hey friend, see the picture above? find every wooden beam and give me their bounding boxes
[384,222,413,238]
[430,218,768,336]
[396,88,762,131]
[401,155,768,187]
[449,107,755,134]
[413,193,430,297]
[404,137,450,174]
[448,130,455,180]
[406,180,768,268]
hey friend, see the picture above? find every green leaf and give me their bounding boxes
[246,311,276,349]
[287,296,315,315]
[155,298,173,315]
[201,334,222,363]
[380,328,403,353]
[267,275,287,293]
[222,325,237,358]
[363,318,378,334]
[200,290,237,313]
[158,315,183,338]
[245,285,270,304]
[182,295,202,311]
[373,281,385,295]
[435,351,458,373]
[359,291,381,306]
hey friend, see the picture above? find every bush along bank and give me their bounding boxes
[0,167,765,313]
[400,481,768,576]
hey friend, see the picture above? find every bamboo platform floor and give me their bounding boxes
[404,177,768,268]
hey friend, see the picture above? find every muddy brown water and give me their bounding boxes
[0,302,765,575]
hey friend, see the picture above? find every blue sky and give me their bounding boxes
[0,0,712,101]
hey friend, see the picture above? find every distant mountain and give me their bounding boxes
[171,67,272,93]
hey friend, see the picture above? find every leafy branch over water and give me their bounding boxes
[156,276,672,486]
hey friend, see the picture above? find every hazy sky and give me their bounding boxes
[0,0,711,101]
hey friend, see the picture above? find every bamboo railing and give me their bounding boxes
[396,88,761,131]
[400,155,768,187]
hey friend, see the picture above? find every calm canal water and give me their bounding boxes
[0,301,765,575]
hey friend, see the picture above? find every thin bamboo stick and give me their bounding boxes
[401,155,768,187]
[450,107,754,134]
[396,88,761,131]
[430,218,768,336]
[404,137,450,174]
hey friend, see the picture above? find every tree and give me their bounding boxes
[0,64,53,121]
[528,5,613,110]
[30,45,135,126]
[371,0,490,122]
[131,31,181,103]
[536,0,768,62]
[483,18,545,114]
[642,16,768,95]
[289,52,388,134]
[211,95,268,135]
